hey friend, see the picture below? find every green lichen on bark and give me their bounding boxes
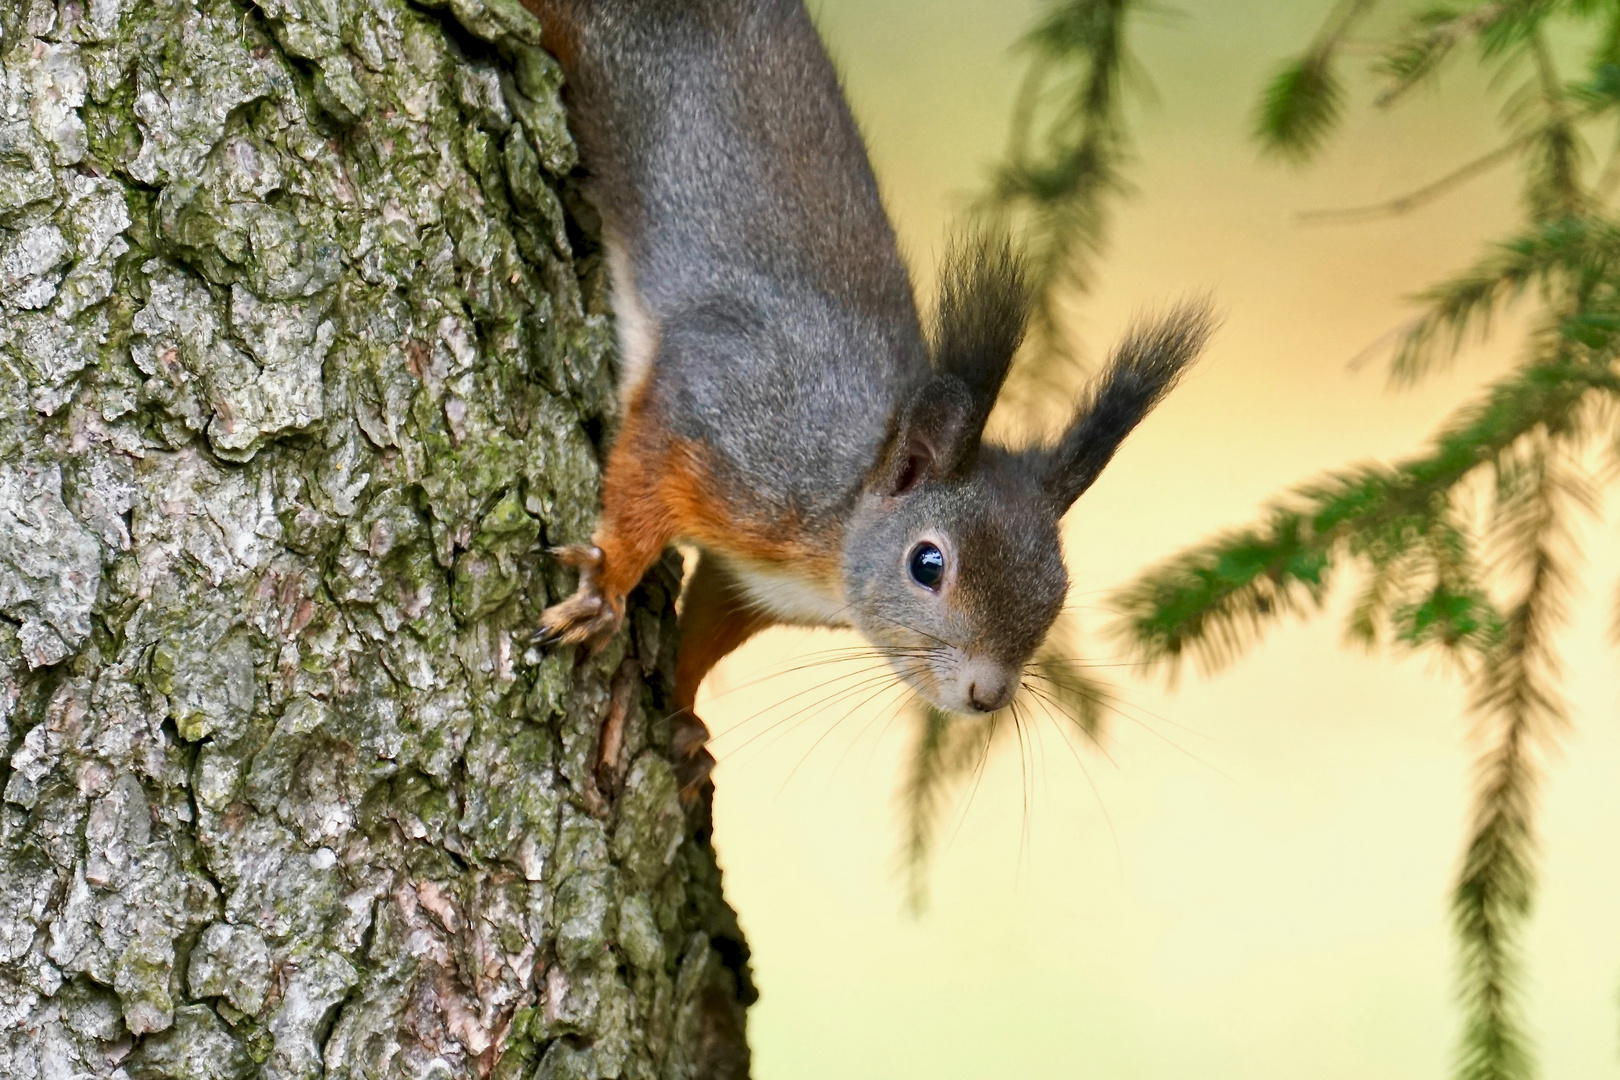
[0,0,753,1076]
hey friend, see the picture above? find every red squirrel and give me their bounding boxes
[521,0,1211,766]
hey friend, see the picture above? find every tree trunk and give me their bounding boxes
[0,0,753,1076]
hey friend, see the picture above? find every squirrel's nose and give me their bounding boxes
[966,667,1015,712]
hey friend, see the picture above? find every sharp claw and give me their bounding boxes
[535,550,624,651]
[669,709,711,759]
[674,747,716,802]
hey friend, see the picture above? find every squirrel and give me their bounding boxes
[520,0,1212,790]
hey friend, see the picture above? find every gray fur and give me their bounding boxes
[536,0,1212,713]
[544,0,926,529]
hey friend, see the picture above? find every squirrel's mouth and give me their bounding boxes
[881,649,1020,716]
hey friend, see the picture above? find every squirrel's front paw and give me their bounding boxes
[537,545,625,650]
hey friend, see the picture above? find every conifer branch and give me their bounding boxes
[1254,0,1383,161]
[899,622,1113,905]
[1297,130,1543,224]
[901,707,999,912]
[1112,356,1614,677]
[1390,217,1620,383]
[1452,446,1582,1080]
[983,0,1141,402]
[1376,1,1517,107]
[1524,30,1587,221]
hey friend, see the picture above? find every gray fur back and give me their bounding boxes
[553,0,929,524]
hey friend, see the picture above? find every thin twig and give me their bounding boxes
[1299,138,1529,223]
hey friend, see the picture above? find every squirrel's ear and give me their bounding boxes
[871,232,1033,498]
[872,376,975,496]
[1042,301,1215,513]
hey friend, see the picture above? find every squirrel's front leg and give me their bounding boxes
[539,400,677,650]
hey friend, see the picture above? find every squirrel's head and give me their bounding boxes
[842,235,1213,715]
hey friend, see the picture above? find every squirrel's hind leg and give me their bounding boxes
[674,553,775,711]
[667,552,777,802]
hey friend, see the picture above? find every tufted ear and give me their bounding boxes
[1043,301,1215,513]
[870,231,1032,497]
[930,229,1030,437]
[871,375,975,496]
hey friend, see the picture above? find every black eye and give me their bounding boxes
[908,542,945,590]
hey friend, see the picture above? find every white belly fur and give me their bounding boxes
[604,232,659,404]
[719,553,851,629]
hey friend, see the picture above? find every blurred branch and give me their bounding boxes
[980,0,1141,390]
[1254,0,1383,161]
[1111,354,1616,677]
[900,706,998,912]
[1389,217,1620,383]
[1107,7,1620,1080]
[1523,29,1587,220]
[1453,446,1584,1080]
[899,617,1111,907]
[1375,0,1516,107]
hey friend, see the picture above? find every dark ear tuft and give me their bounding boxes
[1043,300,1216,512]
[930,230,1031,446]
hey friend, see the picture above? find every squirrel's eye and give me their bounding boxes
[908,542,945,590]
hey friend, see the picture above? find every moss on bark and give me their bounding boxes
[0,0,753,1075]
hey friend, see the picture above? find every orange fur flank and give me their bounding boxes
[593,391,841,607]
[663,441,840,573]
[587,390,839,706]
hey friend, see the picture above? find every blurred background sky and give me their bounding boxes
[691,2,1620,1077]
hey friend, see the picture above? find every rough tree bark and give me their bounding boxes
[0,0,754,1076]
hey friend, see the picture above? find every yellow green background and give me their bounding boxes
[695,2,1620,1076]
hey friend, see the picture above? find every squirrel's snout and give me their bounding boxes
[884,648,1022,715]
